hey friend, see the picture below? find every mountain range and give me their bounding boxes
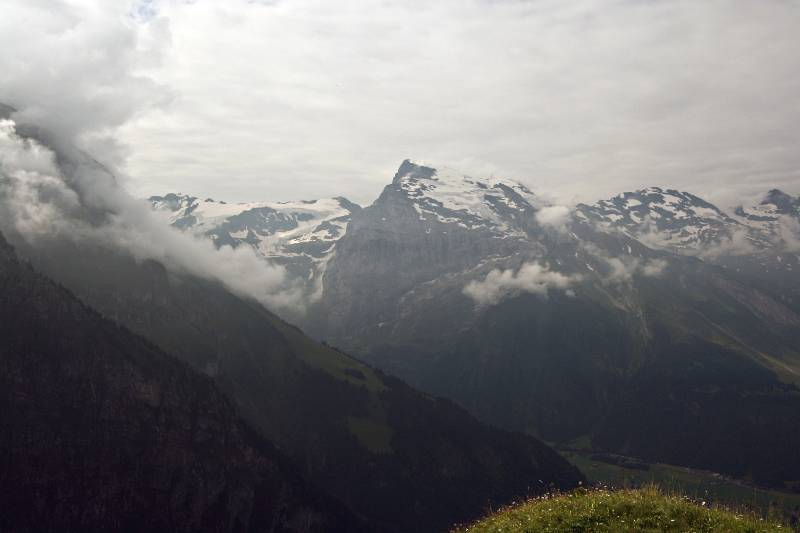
[3,92,799,530]
[153,160,800,492]
[0,112,582,532]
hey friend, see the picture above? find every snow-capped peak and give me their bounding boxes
[149,193,361,304]
[150,193,359,253]
[732,189,800,252]
[576,187,800,283]
[390,159,541,236]
[577,187,739,251]
[736,189,800,221]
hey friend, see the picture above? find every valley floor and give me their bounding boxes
[557,445,800,517]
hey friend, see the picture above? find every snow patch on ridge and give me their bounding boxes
[150,194,357,258]
[393,161,541,237]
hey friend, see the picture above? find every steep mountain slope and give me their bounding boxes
[149,193,360,308]
[1,126,583,532]
[15,233,583,532]
[0,231,364,533]
[307,159,554,350]
[306,161,800,490]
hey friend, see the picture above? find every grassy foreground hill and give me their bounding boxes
[455,486,789,533]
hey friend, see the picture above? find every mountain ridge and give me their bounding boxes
[0,230,366,533]
[150,160,800,491]
[228,161,800,490]
[152,163,800,289]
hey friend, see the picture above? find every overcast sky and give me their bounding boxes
[3,0,800,208]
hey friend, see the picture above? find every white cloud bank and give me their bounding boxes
[0,1,305,311]
[0,119,303,311]
[464,262,580,306]
[602,256,668,284]
[536,205,572,230]
[3,1,800,209]
[110,0,800,207]
[0,0,171,173]
[580,242,669,285]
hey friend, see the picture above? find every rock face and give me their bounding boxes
[0,232,364,533]
[309,160,550,350]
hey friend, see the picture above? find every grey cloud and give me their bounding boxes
[0,1,172,173]
[111,0,800,208]
[464,262,580,306]
[640,258,668,279]
[3,0,799,211]
[0,1,305,311]
[697,226,757,260]
[0,119,303,311]
[598,254,668,284]
[583,242,669,284]
[535,205,572,230]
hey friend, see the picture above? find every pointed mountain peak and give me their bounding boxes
[764,188,790,201]
[378,159,542,237]
[333,196,362,213]
[392,159,436,185]
[760,189,798,215]
[148,193,198,212]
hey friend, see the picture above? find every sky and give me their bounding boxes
[2,0,800,209]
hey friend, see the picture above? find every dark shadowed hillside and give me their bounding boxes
[13,235,583,533]
[0,231,365,533]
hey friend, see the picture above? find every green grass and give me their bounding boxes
[346,415,394,454]
[455,486,788,533]
[265,313,387,392]
[263,313,399,454]
[561,450,800,516]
